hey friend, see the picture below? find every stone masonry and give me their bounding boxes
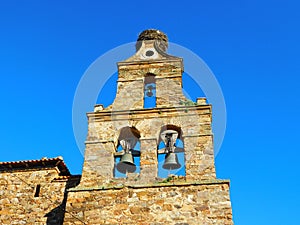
[0,29,233,224]
[0,157,80,225]
[65,29,234,224]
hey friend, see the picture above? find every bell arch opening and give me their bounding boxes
[114,126,141,178]
[144,73,156,108]
[157,125,186,178]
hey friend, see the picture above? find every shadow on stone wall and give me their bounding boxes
[45,202,66,225]
[45,176,81,225]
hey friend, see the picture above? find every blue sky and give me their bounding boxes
[1,1,300,224]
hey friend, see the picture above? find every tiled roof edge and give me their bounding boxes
[0,156,71,176]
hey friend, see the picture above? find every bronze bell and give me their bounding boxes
[116,153,136,174]
[163,152,181,170]
[146,85,154,97]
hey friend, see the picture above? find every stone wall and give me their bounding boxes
[113,60,185,110]
[80,104,216,187]
[0,169,80,225]
[64,180,233,225]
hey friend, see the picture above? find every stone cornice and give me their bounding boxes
[67,179,230,192]
[117,58,183,67]
[89,104,212,119]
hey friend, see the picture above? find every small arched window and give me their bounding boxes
[157,125,185,178]
[144,73,156,108]
[114,127,141,178]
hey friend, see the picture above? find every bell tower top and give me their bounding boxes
[120,29,178,63]
[136,29,168,52]
[106,29,187,110]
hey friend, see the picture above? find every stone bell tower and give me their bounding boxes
[65,29,233,225]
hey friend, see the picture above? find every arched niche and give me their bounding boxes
[114,126,141,178]
[144,73,156,108]
[157,125,186,178]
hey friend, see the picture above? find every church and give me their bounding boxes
[0,29,233,224]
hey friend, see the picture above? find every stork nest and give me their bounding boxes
[136,29,168,52]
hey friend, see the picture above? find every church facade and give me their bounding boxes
[0,30,233,225]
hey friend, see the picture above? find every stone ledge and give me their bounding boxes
[117,58,183,66]
[85,140,114,144]
[117,74,182,82]
[67,179,230,192]
[87,104,212,117]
